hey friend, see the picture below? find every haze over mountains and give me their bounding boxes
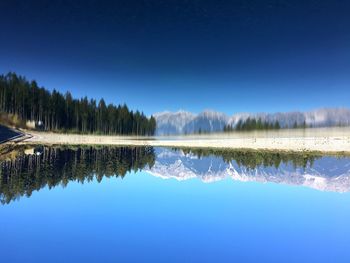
[154,108,350,135]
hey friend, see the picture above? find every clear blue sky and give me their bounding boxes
[0,0,349,116]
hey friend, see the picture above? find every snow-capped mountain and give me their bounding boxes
[154,110,196,135]
[228,111,306,128]
[144,148,350,192]
[182,110,228,134]
[154,110,228,135]
[229,108,350,128]
[154,108,350,135]
[304,108,350,127]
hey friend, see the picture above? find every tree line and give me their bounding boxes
[0,72,156,135]
[223,117,281,132]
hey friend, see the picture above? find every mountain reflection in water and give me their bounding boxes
[148,148,350,193]
[1,146,350,204]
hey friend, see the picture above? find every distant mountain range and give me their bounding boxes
[154,108,350,135]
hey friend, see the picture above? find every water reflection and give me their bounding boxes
[0,146,155,204]
[1,145,350,204]
[148,148,350,192]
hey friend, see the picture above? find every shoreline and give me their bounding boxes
[5,127,350,154]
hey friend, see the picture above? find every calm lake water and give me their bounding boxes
[1,146,350,262]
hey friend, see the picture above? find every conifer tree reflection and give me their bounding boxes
[178,148,319,169]
[0,146,155,204]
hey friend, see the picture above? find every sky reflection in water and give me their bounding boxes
[1,146,350,262]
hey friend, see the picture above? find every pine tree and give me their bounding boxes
[0,72,156,135]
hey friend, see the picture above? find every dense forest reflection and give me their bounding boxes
[0,146,155,204]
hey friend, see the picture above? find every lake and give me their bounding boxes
[1,146,350,262]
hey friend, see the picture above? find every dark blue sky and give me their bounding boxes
[0,0,349,115]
